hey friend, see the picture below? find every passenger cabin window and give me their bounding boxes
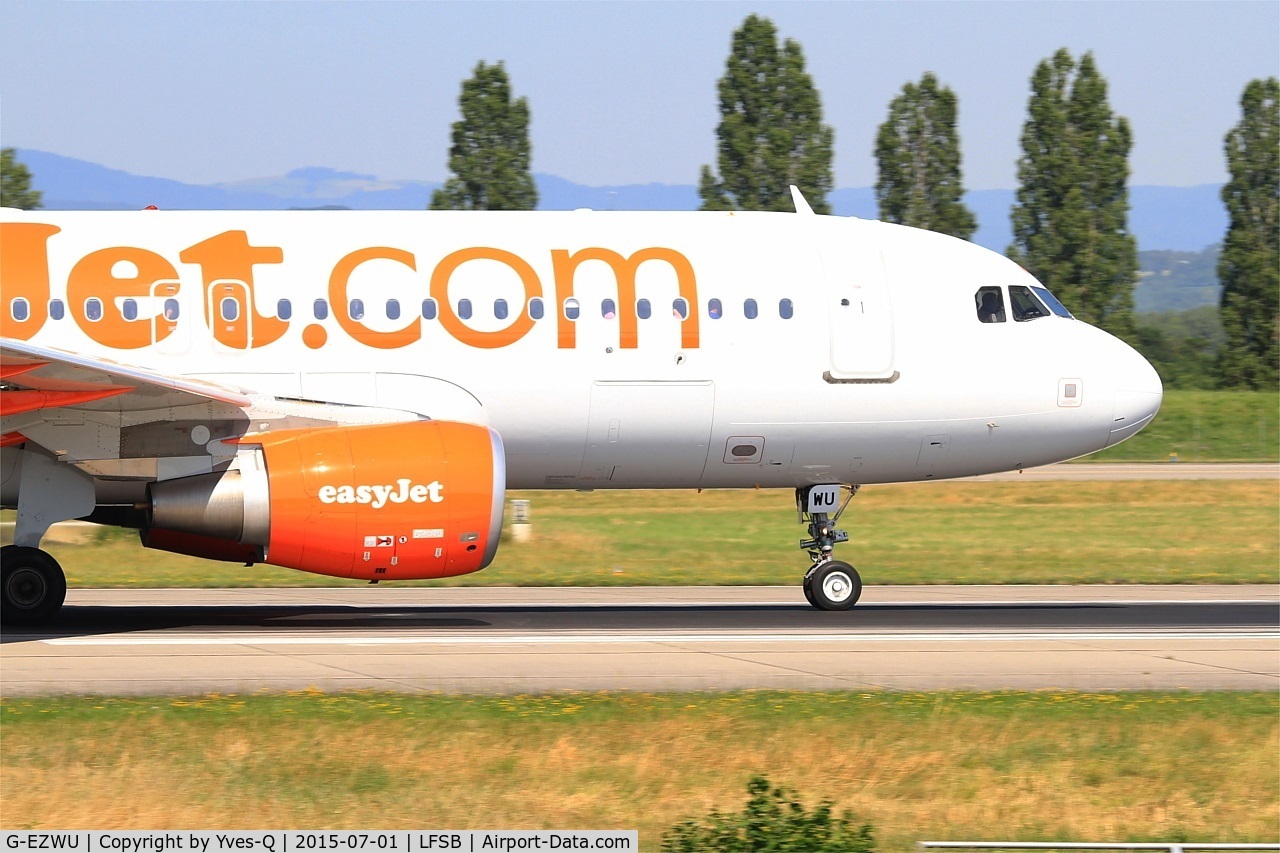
[564,298,580,320]
[85,298,103,322]
[313,299,329,320]
[743,299,758,320]
[277,299,292,321]
[975,287,1006,323]
[602,298,617,319]
[528,298,544,320]
[708,298,723,319]
[386,299,401,320]
[349,299,365,321]
[1009,285,1049,322]
[493,299,508,321]
[637,299,651,320]
[220,297,239,322]
[457,299,472,320]
[421,298,437,320]
[163,298,179,320]
[779,298,794,319]
[673,298,689,319]
[122,298,138,321]
[10,298,29,322]
[49,299,65,321]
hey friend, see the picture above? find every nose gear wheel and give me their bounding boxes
[803,559,862,611]
[796,485,862,611]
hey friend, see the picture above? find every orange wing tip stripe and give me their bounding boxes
[0,387,134,417]
[0,432,27,447]
[0,362,50,380]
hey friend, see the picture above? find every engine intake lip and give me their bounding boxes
[482,426,507,569]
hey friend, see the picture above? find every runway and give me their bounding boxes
[2,585,1276,695]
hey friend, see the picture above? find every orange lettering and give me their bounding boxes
[328,247,420,349]
[551,247,699,349]
[179,231,287,349]
[430,248,541,349]
[0,223,60,341]
[66,247,181,349]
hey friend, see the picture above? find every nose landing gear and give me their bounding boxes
[797,484,863,610]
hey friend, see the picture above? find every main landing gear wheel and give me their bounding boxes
[805,560,862,611]
[1,546,67,626]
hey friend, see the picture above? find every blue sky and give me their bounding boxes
[2,1,1276,190]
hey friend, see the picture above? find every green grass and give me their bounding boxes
[27,480,1280,588]
[2,691,1276,850]
[1085,389,1278,461]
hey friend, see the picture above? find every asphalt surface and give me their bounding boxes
[2,585,1276,695]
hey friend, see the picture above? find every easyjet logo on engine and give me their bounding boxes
[0,223,701,352]
[318,479,444,509]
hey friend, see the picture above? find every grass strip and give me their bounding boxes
[24,480,1280,588]
[1086,389,1278,462]
[2,691,1276,850]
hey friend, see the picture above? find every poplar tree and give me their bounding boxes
[874,73,976,239]
[430,61,537,211]
[1008,50,1136,340]
[1,148,42,210]
[1217,77,1279,389]
[699,15,834,214]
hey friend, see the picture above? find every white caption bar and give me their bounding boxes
[1,831,638,853]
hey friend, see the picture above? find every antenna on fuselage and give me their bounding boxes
[789,185,815,215]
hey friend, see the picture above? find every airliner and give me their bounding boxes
[0,190,1162,624]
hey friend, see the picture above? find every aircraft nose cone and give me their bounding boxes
[1106,346,1163,448]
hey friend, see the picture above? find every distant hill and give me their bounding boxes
[1136,245,1221,313]
[14,148,1227,253]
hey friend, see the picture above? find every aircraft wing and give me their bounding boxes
[3,338,253,417]
[1,338,420,480]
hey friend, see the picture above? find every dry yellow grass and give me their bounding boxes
[2,692,1276,850]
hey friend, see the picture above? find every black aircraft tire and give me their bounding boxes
[1,546,67,626]
[802,571,817,607]
[808,560,862,611]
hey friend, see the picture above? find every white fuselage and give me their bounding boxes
[1,208,1163,492]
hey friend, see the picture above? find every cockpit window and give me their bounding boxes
[975,287,1005,323]
[1032,286,1073,318]
[1009,285,1050,322]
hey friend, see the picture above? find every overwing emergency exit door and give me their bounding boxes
[208,279,253,351]
[151,280,187,355]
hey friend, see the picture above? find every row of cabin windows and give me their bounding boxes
[10,297,184,323]
[11,297,797,324]
[335,297,794,322]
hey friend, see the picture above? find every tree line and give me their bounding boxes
[421,16,1274,390]
[2,15,1275,389]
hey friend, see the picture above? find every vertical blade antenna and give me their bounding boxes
[790,185,815,215]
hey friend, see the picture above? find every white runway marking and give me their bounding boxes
[42,630,1280,646]
[57,598,1280,608]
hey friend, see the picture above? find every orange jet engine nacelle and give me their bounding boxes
[145,421,506,581]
